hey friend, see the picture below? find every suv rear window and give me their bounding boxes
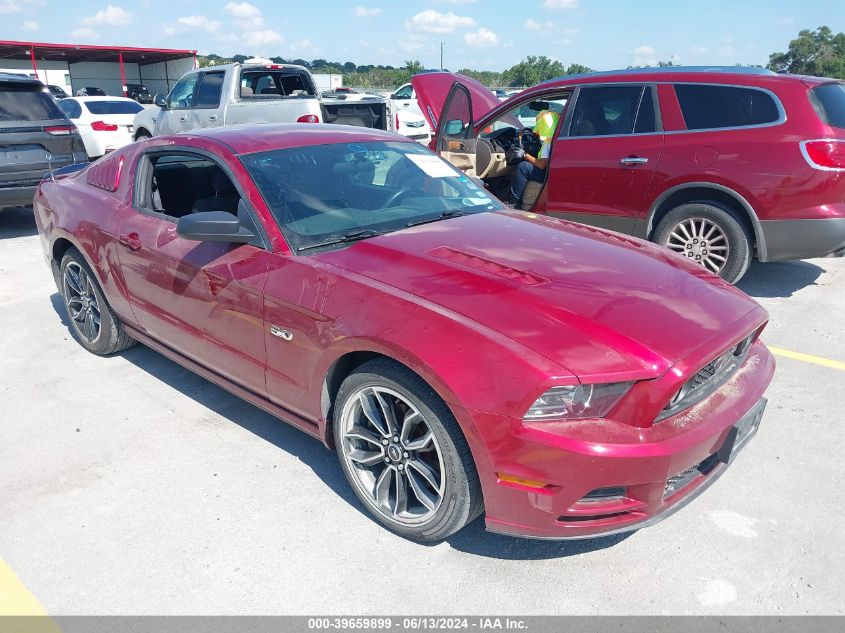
[675,84,781,130]
[0,83,65,122]
[809,83,845,129]
[240,70,315,98]
[84,100,144,115]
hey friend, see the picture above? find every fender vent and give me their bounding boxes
[86,154,124,192]
[427,246,549,286]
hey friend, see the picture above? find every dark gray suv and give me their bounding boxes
[0,74,87,210]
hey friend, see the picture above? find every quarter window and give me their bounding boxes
[809,83,845,129]
[569,86,655,137]
[58,99,82,119]
[675,84,780,130]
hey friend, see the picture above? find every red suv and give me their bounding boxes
[413,67,845,282]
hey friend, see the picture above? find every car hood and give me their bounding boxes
[411,72,501,131]
[317,212,763,381]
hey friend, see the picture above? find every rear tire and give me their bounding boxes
[134,129,151,141]
[60,248,135,355]
[333,359,483,542]
[653,202,752,283]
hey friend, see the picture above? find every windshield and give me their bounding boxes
[84,100,144,115]
[241,141,503,252]
[809,82,845,129]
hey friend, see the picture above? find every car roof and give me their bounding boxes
[0,72,43,87]
[66,96,137,102]
[184,123,413,155]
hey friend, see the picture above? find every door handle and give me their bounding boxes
[118,232,141,251]
[208,114,217,121]
[179,115,188,122]
[620,156,649,166]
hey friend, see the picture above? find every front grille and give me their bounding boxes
[664,454,719,499]
[657,333,755,421]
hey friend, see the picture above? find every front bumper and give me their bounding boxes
[759,217,845,262]
[463,341,775,540]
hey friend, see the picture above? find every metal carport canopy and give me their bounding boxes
[0,40,197,96]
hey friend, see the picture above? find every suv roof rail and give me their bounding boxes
[541,65,776,84]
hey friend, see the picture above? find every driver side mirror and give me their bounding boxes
[154,94,168,109]
[177,211,257,244]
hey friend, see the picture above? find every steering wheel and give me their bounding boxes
[519,127,540,151]
[381,186,414,209]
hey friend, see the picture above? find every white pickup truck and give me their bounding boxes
[133,62,389,139]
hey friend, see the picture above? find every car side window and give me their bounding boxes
[195,72,224,108]
[569,85,649,137]
[634,87,657,134]
[394,84,413,100]
[137,153,243,222]
[675,84,781,130]
[58,99,81,119]
[167,74,199,109]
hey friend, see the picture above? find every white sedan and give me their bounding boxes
[57,96,143,159]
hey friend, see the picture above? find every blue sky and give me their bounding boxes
[1,0,843,71]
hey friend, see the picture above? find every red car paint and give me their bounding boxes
[413,69,845,263]
[34,124,774,539]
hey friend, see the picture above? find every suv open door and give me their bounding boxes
[412,72,501,177]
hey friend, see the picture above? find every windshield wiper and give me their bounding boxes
[297,229,383,252]
[405,209,468,228]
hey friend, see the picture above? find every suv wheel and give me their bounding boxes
[333,359,483,542]
[60,248,136,355]
[653,202,752,283]
[134,129,151,141]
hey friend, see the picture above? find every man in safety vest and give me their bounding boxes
[508,109,559,207]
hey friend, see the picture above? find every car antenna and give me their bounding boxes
[46,152,55,182]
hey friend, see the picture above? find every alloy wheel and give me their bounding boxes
[339,386,446,526]
[63,262,102,344]
[664,217,731,274]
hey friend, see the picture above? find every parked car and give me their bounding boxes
[76,86,107,97]
[0,74,86,211]
[45,84,69,100]
[58,96,143,159]
[146,63,387,136]
[390,82,423,116]
[126,83,153,104]
[413,67,845,283]
[396,108,431,144]
[132,105,158,140]
[34,123,774,542]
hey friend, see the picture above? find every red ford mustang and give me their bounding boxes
[34,124,774,541]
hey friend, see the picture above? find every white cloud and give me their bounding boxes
[0,0,21,14]
[222,2,282,48]
[21,19,39,31]
[543,0,577,8]
[464,27,498,48]
[70,27,98,39]
[224,1,264,29]
[353,6,382,17]
[82,5,132,26]
[177,15,222,32]
[781,17,795,25]
[524,19,555,32]
[405,9,475,34]
[632,44,656,66]
[290,38,318,54]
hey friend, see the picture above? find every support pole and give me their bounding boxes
[30,48,38,79]
[119,50,127,97]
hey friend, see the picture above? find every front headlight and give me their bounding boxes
[523,382,633,420]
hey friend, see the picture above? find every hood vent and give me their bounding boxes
[427,246,549,286]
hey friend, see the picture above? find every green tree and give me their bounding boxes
[501,56,566,87]
[564,63,593,75]
[768,26,845,78]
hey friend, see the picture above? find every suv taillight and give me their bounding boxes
[44,125,74,136]
[296,114,320,123]
[91,120,119,132]
[800,139,845,171]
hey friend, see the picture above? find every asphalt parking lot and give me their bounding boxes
[1,205,844,616]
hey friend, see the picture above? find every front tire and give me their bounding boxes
[134,129,151,141]
[653,202,752,283]
[60,248,135,355]
[333,359,483,542]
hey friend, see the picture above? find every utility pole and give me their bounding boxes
[440,42,444,70]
